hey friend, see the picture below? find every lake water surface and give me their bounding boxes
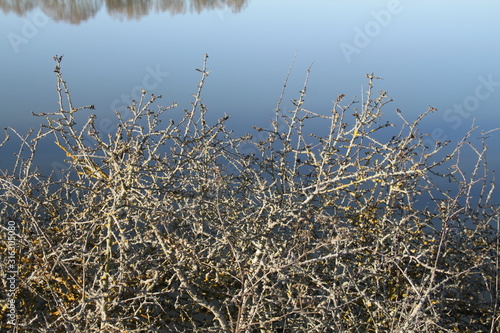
[1,0,500,201]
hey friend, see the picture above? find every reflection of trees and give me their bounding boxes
[0,0,37,16]
[0,0,248,23]
[42,0,103,24]
[105,0,187,19]
[106,0,165,19]
[190,0,247,14]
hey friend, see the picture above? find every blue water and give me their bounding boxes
[1,0,499,202]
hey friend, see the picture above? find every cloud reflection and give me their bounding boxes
[0,0,248,23]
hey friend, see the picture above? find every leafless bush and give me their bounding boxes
[1,55,499,332]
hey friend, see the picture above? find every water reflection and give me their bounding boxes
[0,0,248,23]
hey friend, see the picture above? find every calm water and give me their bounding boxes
[1,0,500,200]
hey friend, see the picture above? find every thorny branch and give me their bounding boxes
[0,55,498,332]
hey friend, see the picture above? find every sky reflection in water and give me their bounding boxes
[1,0,499,201]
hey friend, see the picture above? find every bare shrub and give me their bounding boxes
[1,55,499,332]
